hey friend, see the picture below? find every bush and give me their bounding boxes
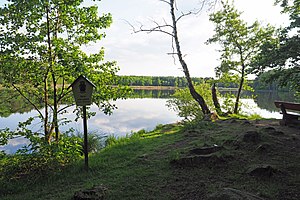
[167,80,256,121]
[0,133,83,184]
[167,83,214,121]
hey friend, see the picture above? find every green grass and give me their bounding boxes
[1,120,299,200]
[1,123,184,200]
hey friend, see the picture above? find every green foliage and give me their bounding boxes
[252,70,297,92]
[117,75,213,87]
[208,1,275,76]
[167,83,214,121]
[0,88,41,117]
[208,0,276,113]
[251,0,299,93]
[167,80,256,119]
[220,92,236,113]
[217,73,254,92]
[0,0,129,140]
[216,72,254,113]
[76,132,106,153]
[0,134,83,184]
[0,118,84,186]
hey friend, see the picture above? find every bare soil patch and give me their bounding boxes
[166,119,300,200]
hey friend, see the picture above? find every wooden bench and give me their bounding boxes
[274,101,300,125]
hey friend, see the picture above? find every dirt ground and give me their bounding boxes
[166,119,300,200]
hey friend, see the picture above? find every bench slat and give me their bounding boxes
[274,101,300,111]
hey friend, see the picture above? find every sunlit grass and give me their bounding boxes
[2,118,297,200]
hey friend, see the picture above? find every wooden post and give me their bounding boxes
[83,105,88,171]
[69,75,95,172]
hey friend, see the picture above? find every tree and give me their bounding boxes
[130,0,216,116]
[0,0,128,143]
[207,0,276,114]
[251,0,300,94]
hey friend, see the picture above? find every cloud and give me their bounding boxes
[76,0,291,77]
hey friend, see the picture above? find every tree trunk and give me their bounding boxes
[45,4,59,143]
[44,75,50,143]
[234,65,245,114]
[52,73,59,141]
[212,83,222,115]
[170,0,210,115]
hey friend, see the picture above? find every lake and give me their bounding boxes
[0,90,297,153]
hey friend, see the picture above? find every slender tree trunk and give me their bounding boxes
[234,64,245,114]
[52,7,62,141]
[212,83,222,115]
[52,74,59,141]
[46,4,59,142]
[44,5,51,143]
[44,74,50,143]
[170,0,210,115]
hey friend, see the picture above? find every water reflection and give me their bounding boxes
[254,91,297,112]
[0,89,297,153]
[0,98,181,153]
[80,98,181,136]
[240,99,282,119]
[130,89,175,99]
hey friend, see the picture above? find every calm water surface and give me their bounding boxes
[0,98,180,153]
[0,90,297,153]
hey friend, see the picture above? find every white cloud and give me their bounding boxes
[0,0,289,77]
[93,0,289,77]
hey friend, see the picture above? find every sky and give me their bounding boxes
[0,0,290,78]
[92,0,289,78]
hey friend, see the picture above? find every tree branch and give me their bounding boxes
[126,20,175,37]
[159,0,171,5]
[176,11,193,23]
[58,104,74,114]
[12,84,44,119]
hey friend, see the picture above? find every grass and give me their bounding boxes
[1,123,184,200]
[1,119,300,199]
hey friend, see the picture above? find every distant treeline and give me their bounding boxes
[117,75,212,87]
[117,75,291,91]
[0,74,292,92]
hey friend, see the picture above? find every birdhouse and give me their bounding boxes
[70,75,96,106]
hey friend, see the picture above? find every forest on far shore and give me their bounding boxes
[116,71,294,92]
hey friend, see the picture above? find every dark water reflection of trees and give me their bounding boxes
[254,91,297,112]
[0,89,38,117]
[130,89,175,99]
[0,88,296,118]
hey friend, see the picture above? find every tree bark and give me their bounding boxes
[45,5,51,143]
[170,0,210,115]
[212,83,222,115]
[234,64,245,114]
[52,73,59,141]
[46,4,60,141]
